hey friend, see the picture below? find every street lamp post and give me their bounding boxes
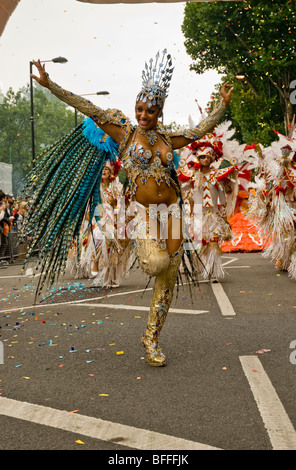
[30,56,68,169]
[74,91,110,127]
[235,73,246,80]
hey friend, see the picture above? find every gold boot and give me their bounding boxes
[141,333,166,367]
[142,245,183,367]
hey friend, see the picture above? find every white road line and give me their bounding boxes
[0,397,221,450]
[0,268,39,279]
[221,256,249,269]
[71,303,209,315]
[0,275,25,279]
[211,281,236,316]
[0,288,150,314]
[0,282,209,314]
[223,266,250,269]
[0,302,208,316]
[221,256,238,267]
[239,356,296,450]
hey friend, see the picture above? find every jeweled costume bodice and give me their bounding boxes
[121,127,178,198]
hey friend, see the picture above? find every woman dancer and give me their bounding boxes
[28,51,233,366]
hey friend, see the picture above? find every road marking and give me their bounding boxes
[0,282,208,315]
[0,288,149,314]
[221,256,238,267]
[222,256,249,269]
[0,268,39,279]
[0,275,25,279]
[210,281,236,316]
[223,266,250,269]
[0,397,221,450]
[0,275,226,318]
[239,356,296,450]
[0,302,208,316]
[71,303,209,315]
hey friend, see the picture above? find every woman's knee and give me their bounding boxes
[135,238,170,277]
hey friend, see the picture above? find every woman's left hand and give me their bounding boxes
[30,59,50,88]
[220,81,234,105]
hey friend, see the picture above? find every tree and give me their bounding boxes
[182,0,296,144]
[0,84,77,193]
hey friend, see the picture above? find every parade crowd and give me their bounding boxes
[0,190,29,263]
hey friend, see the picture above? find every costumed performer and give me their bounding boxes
[178,121,244,280]
[67,160,129,287]
[91,160,131,288]
[247,127,296,276]
[26,50,233,367]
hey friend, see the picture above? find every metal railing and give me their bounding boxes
[0,229,31,266]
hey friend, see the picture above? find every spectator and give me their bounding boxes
[6,194,14,215]
[0,190,10,262]
[16,201,27,232]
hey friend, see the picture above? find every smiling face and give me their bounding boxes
[198,154,214,168]
[135,100,161,130]
[102,166,111,181]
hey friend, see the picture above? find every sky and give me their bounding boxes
[0,0,224,125]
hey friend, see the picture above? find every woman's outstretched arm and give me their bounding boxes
[170,82,234,150]
[30,59,127,144]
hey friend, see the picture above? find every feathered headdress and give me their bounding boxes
[188,133,223,161]
[255,128,296,184]
[212,120,245,166]
[268,129,296,166]
[136,49,174,109]
[178,121,245,183]
[103,159,122,180]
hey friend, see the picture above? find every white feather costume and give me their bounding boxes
[246,130,296,277]
[178,121,245,280]
[67,177,132,287]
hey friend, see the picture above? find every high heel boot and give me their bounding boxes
[142,246,183,366]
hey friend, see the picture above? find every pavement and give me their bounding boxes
[0,252,296,454]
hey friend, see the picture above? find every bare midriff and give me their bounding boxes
[133,176,178,207]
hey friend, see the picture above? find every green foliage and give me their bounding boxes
[0,84,77,193]
[182,0,296,145]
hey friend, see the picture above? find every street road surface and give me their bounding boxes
[0,252,296,452]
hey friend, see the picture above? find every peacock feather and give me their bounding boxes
[20,119,119,297]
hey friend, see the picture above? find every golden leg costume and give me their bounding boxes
[142,247,183,366]
[132,201,183,366]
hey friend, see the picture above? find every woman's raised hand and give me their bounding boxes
[220,81,234,106]
[30,60,50,88]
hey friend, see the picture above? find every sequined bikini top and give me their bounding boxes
[121,128,178,197]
